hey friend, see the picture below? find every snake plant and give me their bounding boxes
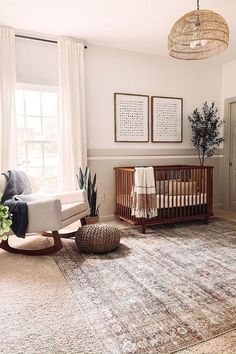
[76,167,101,217]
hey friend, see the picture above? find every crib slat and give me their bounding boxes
[116,169,119,215]
[196,168,198,216]
[125,170,128,219]
[158,171,161,220]
[172,170,177,218]
[123,171,127,218]
[179,169,182,217]
[128,170,131,219]
[208,167,213,218]
[200,168,202,216]
[115,169,117,214]
[163,170,166,216]
[194,168,196,216]
[126,170,129,218]
[122,169,125,218]
[117,169,120,216]
[167,170,170,219]
[187,169,190,217]
[191,168,194,216]
[131,170,135,221]
[171,172,174,219]
[203,167,206,215]
[128,170,131,218]
[203,167,205,215]
[119,169,122,217]
[183,169,186,217]
[175,170,178,218]
[126,170,129,219]
[206,167,208,215]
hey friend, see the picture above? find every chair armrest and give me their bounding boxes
[27,198,62,233]
[51,190,88,205]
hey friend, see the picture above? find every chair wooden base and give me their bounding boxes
[42,217,87,239]
[42,231,76,238]
[0,217,87,256]
[0,231,62,256]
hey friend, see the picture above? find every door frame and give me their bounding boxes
[222,97,236,210]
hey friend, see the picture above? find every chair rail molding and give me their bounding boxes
[87,147,223,159]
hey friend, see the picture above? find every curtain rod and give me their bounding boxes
[15,34,87,49]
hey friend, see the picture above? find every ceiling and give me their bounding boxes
[0,0,236,63]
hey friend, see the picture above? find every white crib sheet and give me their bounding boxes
[117,193,207,209]
[156,193,207,209]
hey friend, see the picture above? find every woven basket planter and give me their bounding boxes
[75,224,121,254]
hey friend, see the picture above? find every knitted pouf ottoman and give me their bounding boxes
[75,224,121,254]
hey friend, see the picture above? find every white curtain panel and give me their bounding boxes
[0,26,16,171]
[58,38,87,191]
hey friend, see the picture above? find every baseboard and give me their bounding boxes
[213,203,223,210]
[100,206,223,222]
[99,214,118,222]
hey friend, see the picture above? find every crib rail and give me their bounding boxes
[114,165,213,232]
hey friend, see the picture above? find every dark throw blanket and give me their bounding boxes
[1,170,31,238]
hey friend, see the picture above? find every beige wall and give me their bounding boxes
[222,59,236,100]
[84,45,223,217]
[84,45,222,150]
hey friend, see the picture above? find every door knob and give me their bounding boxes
[229,162,232,166]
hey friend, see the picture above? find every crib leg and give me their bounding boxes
[141,220,146,234]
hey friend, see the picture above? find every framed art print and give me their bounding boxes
[151,96,183,142]
[114,93,149,142]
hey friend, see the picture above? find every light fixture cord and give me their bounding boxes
[195,0,200,26]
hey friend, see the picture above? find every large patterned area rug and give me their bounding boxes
[53,218,236,354]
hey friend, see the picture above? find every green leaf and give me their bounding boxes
[76,166,103,216]
[188,101,224,165]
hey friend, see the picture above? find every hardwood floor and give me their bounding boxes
[214,208,236,222]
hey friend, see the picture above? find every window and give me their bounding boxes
[16,85,60,192]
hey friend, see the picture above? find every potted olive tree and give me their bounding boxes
[77,167,101,224]
[188,102,224,166]
[0,197,12,243]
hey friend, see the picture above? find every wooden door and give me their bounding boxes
[229,102,236,211]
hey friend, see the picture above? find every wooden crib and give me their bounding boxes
[114,165,213,233]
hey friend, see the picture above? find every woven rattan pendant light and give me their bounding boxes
[168,0,229,60]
